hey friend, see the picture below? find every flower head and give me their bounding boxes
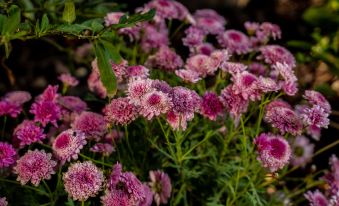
[104,12,124,26]
[145,0,189,21]
[58,73,79,87]
[291,136,314,167]
[200,92,223,120]
[254,133,291,172]
[145,46,183,72]
[57,96,88,113]
[304,190,328,206]
[141,23,169,52]
[217,30,251,54]
[90,143,115,156]
[63,161,104,201]
[52,129,87,163]
[139,184,153,206]
[170,87,200,121]
[127,79,154,106]
[193,9,226,34]
[4,91,31,105]
[149,170,172,205]
[126,65,150,79]
[220,62,247,76]
[88,59,107,98]
[182,26,205,48]
[303,90,331,114]
[103,97,138,126]
[175,69,202,83]
[301,105,330,129]
[14,150,56,186]
[30,100,61,127]
[13,120,46,148]
[72,111,106,140]
[151,80,172,94]
[0,142,16,168]
[140,91,173,120]
[0,100,22,118]
[231,71,261,101]
[258,45,296,68]
[0,197,8,206]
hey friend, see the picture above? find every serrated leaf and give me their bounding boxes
[62,1,76,24]
[3,5,21,35]
[94,41,117,97]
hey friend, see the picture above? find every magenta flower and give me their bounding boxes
[182,26,205,48]
[139,184,153,206]
[200,92,224,120]
[244,21,260,34]
[127,78,154,106]
[101,190,130,206]
[217,30,251,54]
[13,120,46,148]
[38,85,59,102]
[57,96,88,113]
[248,63,266,76]
[291,136,314,167]
[307,125,321,141]
[104,12,124,26]
[170,87,200,122]
[151,80,172,94]
[219,85,249,124]
[231,71,261,101]
[303,90,331,114]
[108,163,146,205]
[301,105,330,129]
[0,197,8,206]
[257,45,296,68]
[72,111,106,140]
[304,190,328,206]
[145,0,189,21]
[63,161,104,201]
[52,129,87,163]
[30,100,61,127]
[149,170,172,205]
[193,9,226,34]
[0,142,16,168]
[4,91,31,105]
[58,73,79,87]
[145,46,183,72]
[0,100,22,118]
[127,65,150,79]
[254,133,291,172]
[185,54,214,77]
[193,43,215,55]
[140,91,173,120]
[90,143,115,156]
[103,97,138,126]
[14,150,56,186]
[220,62,247,76]
[141,23,169,52]
[264,101,303,136]
[175,69,202,83]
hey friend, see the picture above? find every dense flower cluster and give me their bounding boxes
[0,142,16,168]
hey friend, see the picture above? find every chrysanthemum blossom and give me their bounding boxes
[231,71,261,101]
[52,129,87,163]
[141,23,169,52]
[301,105,330,129]
[170,87,200,122]
[39,85,59,102]
[256,22,282,42]
[220,62,247,76]
[264,101,303,136]
[0,142,16,168]
[257,76,281,93]
[57,96,88,113]
[149,170,172,206]
[4,91,31,105]
[63,161,104,201]
[0,197,8,206]
[30,100,61,127]
[244,21,260,35]
[151,80,173,94]
[111,59,128,82]
[193,9,226,34]
[145,46,183,72]
[182,26,205,47]
[193,43,215,55]
[104,12,124,26]
[108,163,146,205]
[291,136,314,167]
[272,62,298,96]
[0,100,22,118]
[217,30,251,55]
[126,65,150,79]
[13,120,46,148]
[303,90,331,114]
[304,190,328,206]
[127,79,154,106]
[145,0,189,21]
[103,97,138,126]
[307,124,322,141]
[175,69,202,83]
[200,92,224,120]
[58,73,79,87]
[72,111,106,140]
[248,62,266,76]
[139,184,153,206]
[219,85,249,124]
[140,91,173,120]
[101,190,130,206]
[258,45,296,68]
[90,143,115,156]
[14,150,56,186]
[166,110,187,131]
[254,133,291,172]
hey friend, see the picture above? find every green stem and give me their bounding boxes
[0,178,49,196]
[81,200,85,206]
[79,153,112,167]
[42,180,53,203]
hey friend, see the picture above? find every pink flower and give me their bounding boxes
[141,23,169,52]
[257,76,281,93]
[258,45,296,68]
[220,62,247,76]
[145,46,183,72]
[57,96,88,113]
[248,62,266,76]
[0,142,16,168]
[170,87,200,122]
[108,163,145,205]
[139,184,153,206]
[111,59,128,82]
[264,101,303,136]
[127,79,154,106]
[90,143,115,156]
[307,125,321,141]
[175,69,201,83]
[182,26,205,47]
[193,43,215,55]
[304,190,328,206]
[219,85,249,124]
[103,97,139,126]
[126,65,150,79]
[38,85,59,102]
[52,129,87,163]
[88,59,107,98]
[145,0,189,20]
[301,105,330,129]
[101,190,130,206]
[151,80,173,94]
[291,136,314,167]
[14,150,56,186]
[30,100,61,127]
[58,73,79,87]
[149,170,172,205]
[3,91,31,105]
[63,161,104,201]
[0,197,7,206]
[72,111,107,140]
[254,133,291,172]
[104,12,124,26]
[303,90,331,114]
[256,22,282,42]
[166,110,187,131]
[140,91,172,120]
[0,100,21,118]
[200,92,224,120]
[231,71,261,101]
[217,30,251,54]
[193,9,226,34]
[272,62,298,96]
[13,120,46,148]
[244,21,260,35]
[185,54,213,77]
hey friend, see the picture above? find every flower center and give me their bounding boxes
[55,134,71,149]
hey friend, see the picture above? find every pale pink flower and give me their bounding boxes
[72,111,106,140]
[103,97,139,125]
[149,170,172,205]
[291,136,314,167]
[58,73,79,87]
[140,91,173,120]
[127,79,154,106]
[217,30,251,54]
[193,9,226,34]
[145,46,183,72]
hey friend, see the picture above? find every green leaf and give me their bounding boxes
[0,14,7,34]
[94,41,117,97]
[99,39,122,63]
[287,40,312,50]
[110,9,155,29]
[81,18,104,33]
[40,14,49,33]
[3,5,21,35]
[62,1,76,24]
[56,24,90,35]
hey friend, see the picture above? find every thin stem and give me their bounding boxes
[42,180,53,203]
[81,200,85,206]
[1,116,7,137]
[0,178,49,196]
[79,153,112,167]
